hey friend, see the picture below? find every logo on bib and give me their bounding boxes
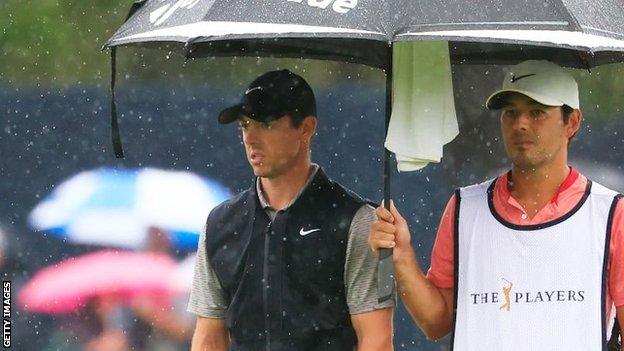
[499,278,513,311]
[468,277,585,312]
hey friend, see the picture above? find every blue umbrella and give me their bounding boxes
[28,168,231,250]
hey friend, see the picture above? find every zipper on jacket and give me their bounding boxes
[263,221,272,351]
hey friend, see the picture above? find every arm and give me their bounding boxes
[188,224,230,349]
[351,309,393,351]
[191,317,229,351]
[369,200,455,339]
[345,205,394,350]
[394,250,454,340]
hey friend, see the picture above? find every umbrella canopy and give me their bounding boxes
[18,250,184,314]
[397,0,624,67]
[28,167,230,250]
[106,0,389,68]
[106,0,624,68]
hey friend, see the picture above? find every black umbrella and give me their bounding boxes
[107,0,624,67]
[105,0,624,303]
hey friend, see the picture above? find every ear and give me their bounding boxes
[565,109,582,139]
[300,115,317,141]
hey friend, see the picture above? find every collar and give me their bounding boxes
[256,163,320,210]
[502,166,580,206]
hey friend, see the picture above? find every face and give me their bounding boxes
[238,115,314,179]
[500,94,579,170]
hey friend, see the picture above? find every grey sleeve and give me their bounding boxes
[344,204,395,314]
[187,224,229,318]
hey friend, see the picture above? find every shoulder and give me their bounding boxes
[346,204,375,239]
[351,203,376,226]
[584,180,624,217]
[323,176,376,208]
[588,180,621,199]
[204,188,256,251]
[458,178,496,199]
[205,188,255,236]
[207,188,253,220]
[613,193,624,215]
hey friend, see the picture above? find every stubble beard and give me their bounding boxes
[509,144,561,174]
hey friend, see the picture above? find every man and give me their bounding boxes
[369,60,624,350]
[188,69,393,351]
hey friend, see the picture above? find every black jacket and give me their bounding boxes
[205,169,367,350]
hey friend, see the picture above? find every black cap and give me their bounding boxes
[218,69,316,124]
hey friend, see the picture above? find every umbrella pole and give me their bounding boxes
[377,42,394,303]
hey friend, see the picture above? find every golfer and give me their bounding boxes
[369,60,624,350]
[188,69,393,350]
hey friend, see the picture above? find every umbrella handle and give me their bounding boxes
[378,44,395,302]
[377,248,394,303]
[377,147,395,302]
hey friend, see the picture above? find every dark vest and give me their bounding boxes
[205,169,367,351]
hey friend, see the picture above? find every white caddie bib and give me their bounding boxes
[452,178,621,351]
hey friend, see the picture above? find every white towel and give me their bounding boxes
[384,41,459,172]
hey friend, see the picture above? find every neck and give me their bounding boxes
[509,161,570,218]
[260,160,313,211]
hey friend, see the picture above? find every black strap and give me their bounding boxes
[110,47,124,158]
[608,318,621,351]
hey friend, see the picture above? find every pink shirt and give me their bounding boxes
[427,168,624,312]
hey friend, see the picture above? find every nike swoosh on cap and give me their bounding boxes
[245,86,263,95]
[510,73,536,83]
[299,228,321,236]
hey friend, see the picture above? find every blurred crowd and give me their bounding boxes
[4,226,195,351]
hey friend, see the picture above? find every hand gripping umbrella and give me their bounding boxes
[104,0,624,303]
